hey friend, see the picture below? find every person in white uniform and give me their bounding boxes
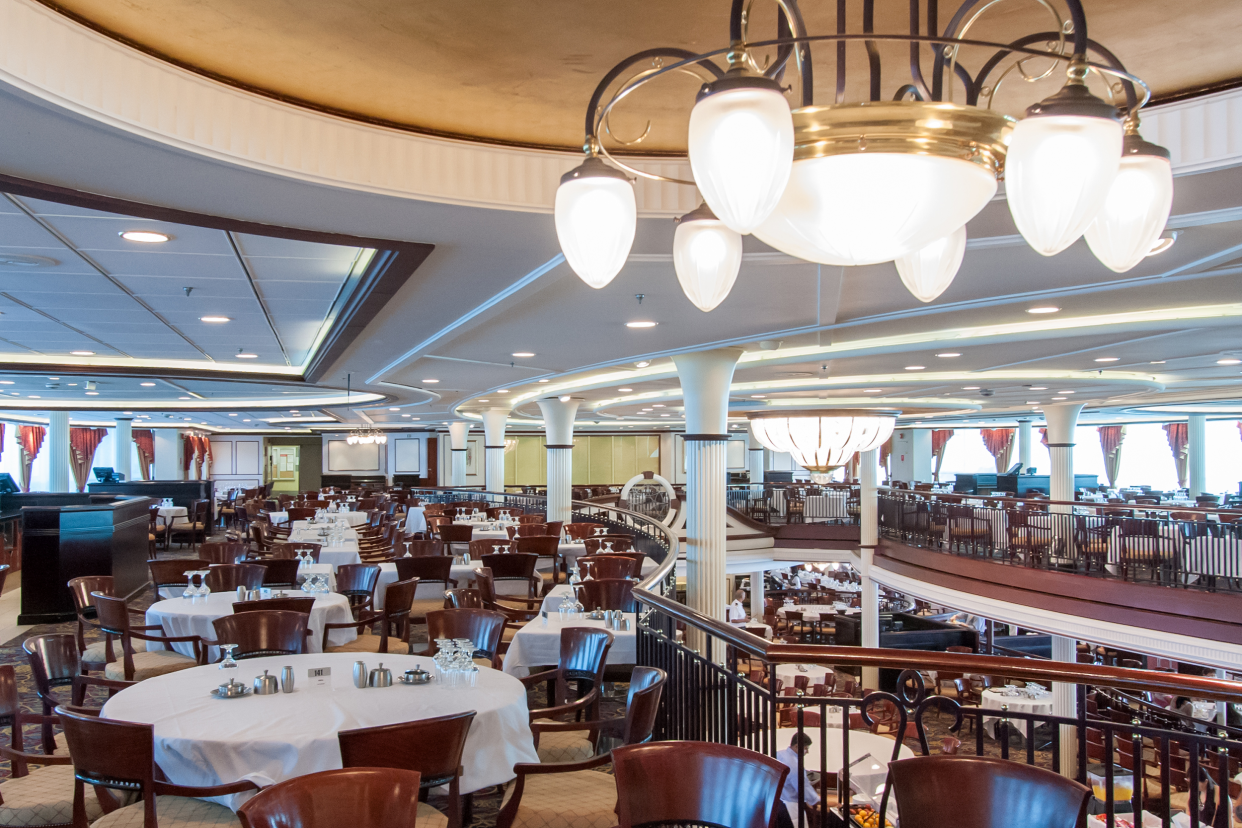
[728,589,748,624]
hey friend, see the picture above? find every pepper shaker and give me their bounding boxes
[353,660,368,688]
[280,665,295,693]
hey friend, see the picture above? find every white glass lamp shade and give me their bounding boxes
[688,81,794,234]
[895,225,967,303]
[749,413,896,473]
[1084,146,1173,272]
[851,417,896,454]
[554,159,636,289]
[753,154,996,266]
[1006,114,1123,256]
[673,208,744,312]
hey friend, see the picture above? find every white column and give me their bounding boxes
[154,429,181,480]
[672,348,743,649]
[749,569,765,621]
[481,408,509,493]
[747,425,765,486]
[537,397,580,526]
[113,418,133,481]
[1017,419,1033,472]
[1187,414,1207,497]
[1051,634,1078,777]
[47,412,71,493]
[1044,404,1085,507]
[859,448,880,689]
[447,421,471,487]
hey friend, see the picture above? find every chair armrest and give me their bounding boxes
[530,718,610,734]
[514,752,613,776]
[71,675,134,705]
[0,745,72,766]
[528,688,601,722]
[154,779,260,798]
[518,668,559,687]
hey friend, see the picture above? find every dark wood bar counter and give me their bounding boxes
[87,480,215,523]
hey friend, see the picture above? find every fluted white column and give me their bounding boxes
[1051,634,1078,777]
[537,398,580,526]
[1187,414,1207,497]
[672,348,743,653]
[1017,419,1033,472]
[47,412,70,493]
[747,425,765,486]
[113,418,133,481]
[1044,404,1085,508]
[447,421,471,487]
[749,570,765,620]
[481,408,509,493]
[859,448,880,689]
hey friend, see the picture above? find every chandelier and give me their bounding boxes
[505,438,519,454]
[748,410,896,482]
[553,1,1169,310]
[346,425,388,445]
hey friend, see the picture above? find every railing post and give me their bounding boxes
[1051,634,1079,777]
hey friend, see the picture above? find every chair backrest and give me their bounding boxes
[468,539,510,557]
[286,507,316,522]
[198,541,248,565]
[394,555,453,584]
[237,768,422,828]
[437,524,474,542]
[338,711,475,791]
[513,523,550,537]
[24,634,81,707]
[888,756,1091,828]
[444,588,484,609]
[564,522,601,540]
[57,707,159,808]
[205,563,267,592]
[336,564,381,603]
[232,596,316,614]
[405,539,447,557]
[211,610,308,659]
[583,535,634,554]
[425,609,506,662]
[148,559,211,592]
[611,742,788,828]
[270,542,322,562]
[621,666,667,745]
[514,536,558,559]
[578,556,638,579]
[515,514,542,524]
[558,626,613,691]
[255,558,302,587]
[479,553,537,579]
[577,578,636,612]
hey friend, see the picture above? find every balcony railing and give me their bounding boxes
[727,483,862,525]
[877,490,1242,594]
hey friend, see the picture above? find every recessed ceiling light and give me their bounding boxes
[477,400,489,403]
[1026,401,1040,405]
[235,353,258,359]
[70,350,95,356]
[751,394,766,399]
[47,377,59,380]
[653,404,666,408]
[559,395,571,402]
[863,389,883,393]
[1216,358,1241,365]
[936,352,961,358]
[640,408,653,412]
[67,383,77,387]
[537,379,549,383]
[242,419,251,422]
[660,413,670,417]
[120,231,169,243]
[634,361,651,368]
[1029,386,1047,390]
[1027,306,1060,314]
[511,352,535,358]
[179,396,190,400]
[962,386,980,390]
[228,413,238,416]
[123,411,132,414]
[1094,357,1119,363]
[1150,361,1166,364]
[423,379,439,384]
[626,321,658,328]
[27,395,39,399]
[0,381,12,386]
[1052,396,1067,400]
[85,391,99,395]
[140,382,156,387]
[402,414,411,417]
[200,316,231,323]
[905,365,925,371]
[1148,233,1177,256]
[618,388,632,392]
[409,417,420,421]
[389,407,400,411]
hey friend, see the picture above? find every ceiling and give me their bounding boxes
[35,0,1242,152]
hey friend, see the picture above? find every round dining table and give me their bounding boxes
[980,687,1054,740]
[775,663,835,686]
[100,653,539,810]
[145,592,356,659]
[773,726,914,773]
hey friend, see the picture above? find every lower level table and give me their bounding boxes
[773,727,914,773]
[980,687,1054,739]
[145,592,355,659]
[503,615,636,678]
[100,653,538,809]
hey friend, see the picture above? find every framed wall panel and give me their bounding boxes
[393,438,421,473]
[727,439,747,470]
[235,441,261,475]
[209,441,234,475]
[327,440,381,471]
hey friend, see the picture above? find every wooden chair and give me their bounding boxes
[237,768,421,828]
[270,541,321,562]
[479,553,541,598]
[611,742,788,828]
[67,575,149,670]
[169,500,210,550]
[253,558,301,589]
[323,579,418,655]
[531,665,665,764]
[232,596,316,614]
[563,523,601,540]
[197,541,248,566]
[147,559,211,600]
[577,579,637,612]
[468,539,511,558]
[208,610,308,660]
[91,593,202,682]
[424,609,506,669]
[335,564,381,616]
[204,563,266,592]
[515,536,561,589]
[437,524,473,555]
[147,504,168,555]
[515,514,542,525]
[406,539,447,557]
[444,589,485,609]
[578,555,638,580]
[888,756,1091,828]
[497,666,666,828]
[523,628,614,732]
[394,557,458,621]
[338,712,476,828]
[23,635,132,753]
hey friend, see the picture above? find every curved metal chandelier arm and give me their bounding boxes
[973,32,1141,112]
[907,0,933,102]
[583,48,723,150]
[732,0,814,107]
[863,0,882,100]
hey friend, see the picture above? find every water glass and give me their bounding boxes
[219,643,239,671]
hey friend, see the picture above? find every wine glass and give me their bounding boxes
[195,571,212,597]
[603,541,614,554]
[182,572,197,599]
[219,643,238,671]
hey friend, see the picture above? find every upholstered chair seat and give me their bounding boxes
[501,769,617,828]
[533,729,594,764]
[0,763,102,827]
[103,650,196,682]
[89,796,239,828]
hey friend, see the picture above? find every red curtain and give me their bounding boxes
[134,429,155,481]
[69,427,108,493]
[980,428,1015,473]
[1163,422,1189,488]
[1097,426,1126,488]
[182,434,195,477]
[18,426,45,492]
[192,435,206,480]
[930,429,954,482]
[1039,428,1049,447]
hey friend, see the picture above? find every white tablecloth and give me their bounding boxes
[158,506,190,527]
[777,604,850,623]
[100,653,538,809]
[775,663,835,686]
[1182,535,1242,579]
[289,526,362,569]
[805,493,849,521]
[980,687,1054,739]
[373,559,483,610]
[773,727,914,772]
[404,506,427,534]
[503,615,636,677]
[145,592,356,659]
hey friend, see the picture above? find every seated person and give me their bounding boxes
[776,732,821,828]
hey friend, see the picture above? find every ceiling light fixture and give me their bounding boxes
[140,382,156,387]
[1057,391,1075,394]
[423,379,439,384]
[27,395,38,399]
[1052,396,1067,400]
[962,386,980,390]
[1147,232,1178,256]
[120,231,170,243]
[749,409,896,483]
[751,395,766,399]
[936,352,961,358]
[537,379,550,383]
[634,361,650,368]
[863,389,883,393]
[70,351,95,356]
[1149,361,1166,365]
[618,388,632,392]
[228,413,238,416]
[904,365,925,371]
[511,352,535,358]
[1026,306,1061,314]
[235,353,258,359]
[85,391,98,396]
[389,407,401,411]
[554,157,636,289]
[1217,358,1242,365]
[896,226,968,302]
[0,382,12,386]
[1086,133,1174,272]
[200,316,231,323]
[673,203,743,311]
[1094,357,1119,363]
[626,321,658,328]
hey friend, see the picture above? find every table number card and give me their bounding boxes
[307,667,331,687]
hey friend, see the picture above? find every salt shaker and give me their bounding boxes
[280,665,295,693]
[236,586,247,602]
[353,660,368,689]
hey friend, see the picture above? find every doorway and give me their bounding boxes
[268,445,300,493]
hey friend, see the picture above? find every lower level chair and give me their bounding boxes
[324,579,418,655]
[424,609,506,669]
[237,769,421,828]
[209,610,308,659]
[92,594,202,682]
